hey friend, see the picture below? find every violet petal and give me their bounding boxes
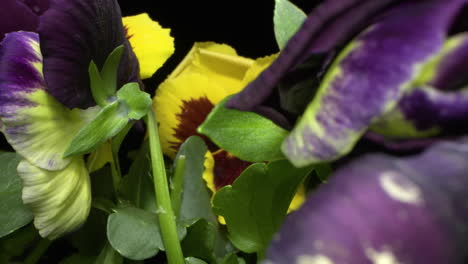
[283,0,467,167]
[38,0,139,109]
[226,0,400,111]
[0,0,40,40]
[265,138,468,264]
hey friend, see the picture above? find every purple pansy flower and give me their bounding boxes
[0,0,142,239]
[228,0,468,167]
[265,138,468,264]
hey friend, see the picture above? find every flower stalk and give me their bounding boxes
[147,109,184,264]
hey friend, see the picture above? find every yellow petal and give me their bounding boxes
[122,13,174,79]
[153,42,257,157]
[18,157,91,240]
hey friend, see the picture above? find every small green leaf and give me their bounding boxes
[198,97,288,162]
[101,46,124,97]
[116,83,152,120]
[274,0,307,49]
[0,152,33,238]
[107,207,163,260]
[64,101,128,157]
[185,257,208,264]
[175,137,217,224]
[106,206,186,260]
[119,142,157,213]
[181,219,216,263]
[0,224,37,258]
[88,61,107,107]
[88,45,124,107]
[212,160,312,253]
[96,242,123,264]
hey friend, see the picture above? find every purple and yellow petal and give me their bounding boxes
[38,0,139,109]
[123,13,174,79]
[265,139,468,263]
[282,0,465,167]
[0,32,99,170]
[226,0,399,111]
[18,157,91,240]
[371,33,468,138]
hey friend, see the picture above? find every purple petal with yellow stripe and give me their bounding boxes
[265,138,468,264]
[0,31,99,170]
[282,0,467,167]
[226,0,400,111]
[38,0,140,109]
[370,33,468,140]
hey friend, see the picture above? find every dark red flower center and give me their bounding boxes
[171,96,252,189]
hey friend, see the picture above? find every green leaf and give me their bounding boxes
[101,46,124,98]
[96,242,123,264]
[175,137,217,224]
[106,206,186,260]
[64,101,128,157]
[107,207,163,260]
[198,98,288,162]
[181,219,216,263]
[119,141,156,213]
[0,152,33,237]
[315,163,333,182]
[273,0,307,49]
[212,160,312,253]
[89,45,124,107]
[185,257,208,264]
[219,254,245,264]
[0,224,37,258]
[116,83,152,120]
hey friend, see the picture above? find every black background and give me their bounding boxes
[117,0,320,91]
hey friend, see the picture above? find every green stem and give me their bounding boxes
[110,146,122,192]
[24,239,52,264]
[147,109,184,264]
[171,155,186,218]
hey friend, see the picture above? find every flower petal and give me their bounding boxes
[154,42,254,158]
[266,139,468,263]
[0,0,40,40]
[282,0,466,167]
[123,13,174,79]
[38,0,139,109]
[0,32,99,170]
[226,0,400,111]
[18,157,91,240]
[370,33,468,138]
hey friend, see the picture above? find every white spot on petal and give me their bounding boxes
[296,255,334,264]
[379,171,423,205]
[365,248,402,264]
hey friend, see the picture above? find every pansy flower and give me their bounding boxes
[265,137,468,264]
[0,0,174,239]
[153,42,305,213]
[227,0,468,167]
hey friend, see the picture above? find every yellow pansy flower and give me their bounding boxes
[153,42,305,217]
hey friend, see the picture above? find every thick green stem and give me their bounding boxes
[147,109,184,264]
[24,239,52,264]
[171,155,186,218]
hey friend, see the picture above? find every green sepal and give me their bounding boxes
[198,97,288,162]
[273,0,306,49]
[64,101,128,157]
[212,160,313,254]
[116,82,152,120]
[88,45,124,107]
